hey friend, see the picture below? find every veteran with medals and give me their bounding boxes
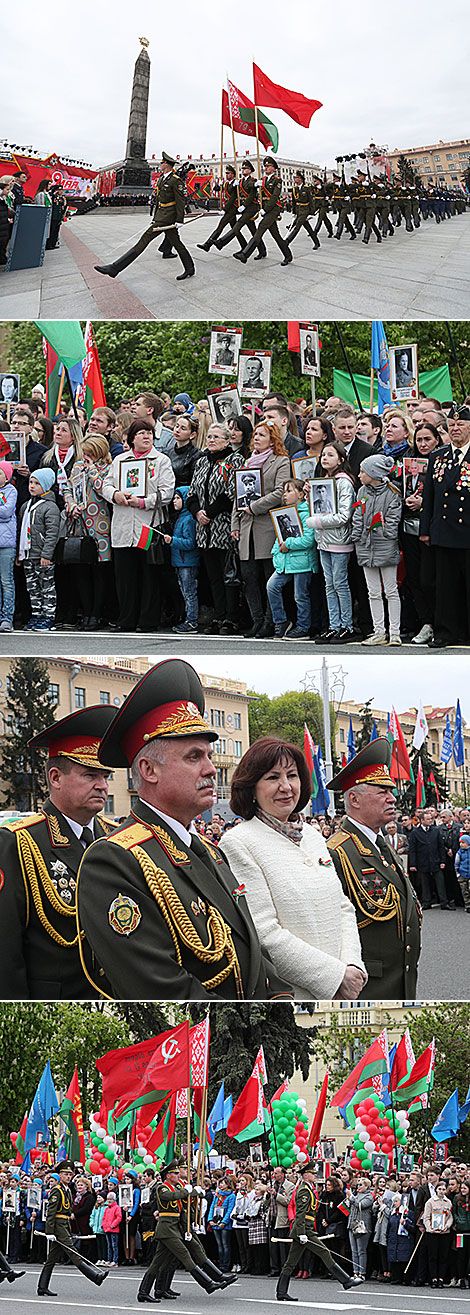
[76,660,293,1002]
[326,739,421,999]
[0,707,116,1000]
[37,1161,107,1297]
[276,1161,362,1300]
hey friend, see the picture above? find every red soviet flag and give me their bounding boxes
[222,84,272,151]
[253,63,322,128]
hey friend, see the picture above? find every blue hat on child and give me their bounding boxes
[32,468,56,493]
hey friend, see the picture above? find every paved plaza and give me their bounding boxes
[1,207,469,320]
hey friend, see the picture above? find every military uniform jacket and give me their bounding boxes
[327,819,421,998]
[76,797,293,1001]
[292,183,312,217]
[290,1183,318,1241]
[45,1182,73,1235]
[152,171,185,228]
[221,179,238,215]
[155,1183,188,1240]
[238,176,260,218]
[261,174,283,214]
[0,801,114,999]
[420,444,470,550]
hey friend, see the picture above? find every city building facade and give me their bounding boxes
[335,701,470,801]
[388,138,470,186]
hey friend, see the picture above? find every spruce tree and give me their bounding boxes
[356,699,375,752]
[1,658,55,811]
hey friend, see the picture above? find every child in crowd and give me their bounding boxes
[0,459,17,631]
[351,453,403,646]
[306,439,355,644]
[101,1191,122,1267]
[163,485,200,633]
[18,468,60,630]
[266,477,318,639]
[90,1194,108,1265]
[455,834,470,912]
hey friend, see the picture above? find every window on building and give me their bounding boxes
[104,796,115,814]
[211,709,221,727]
[437,166,443,172]
[74,687,86,709]
[235,741,242,757]
[426,167,431,172]
[6,676,11,695]
[100,691,110,705]
[214,738,226,754]
[339,728,345,742]
[49,683,60,705]
[446,153,453,159]
[234,712,241,729]
[435,155,441,161]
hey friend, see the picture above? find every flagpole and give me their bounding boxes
[56,366,66,416]
[226,76,240,203]
[370,367,374,411]
[334,323,363,411]
[420,1083,431,1168]
[387,1079,400,1175]
[65,367,79,421]
[220,94,224,195]
[252,58,261,180]
[186,1088,192,1238]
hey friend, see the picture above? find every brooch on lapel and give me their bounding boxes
[191,898,206,917]
[318,857,333,867]
[232,884,247,904]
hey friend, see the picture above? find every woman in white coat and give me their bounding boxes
[219,737,367,1000]
[102,418,174,632]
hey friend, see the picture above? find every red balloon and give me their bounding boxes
[88,1159,101,1174]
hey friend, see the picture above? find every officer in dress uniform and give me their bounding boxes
[276,1161,362,1300]
[37,1161,107,1297]
[137,1160,232,1302]
[95,153,195,282]
[197,166,243,252]
[334,165,357,241]
[311,174,333,238]
[420,403,470,647]
[0,707,116,1000]
[76,660,293,1002]
[285,171,320,251]
[326,739,421,999]
[233,157,292,265]
[214,160,267,257]
[0,1253,24,1286]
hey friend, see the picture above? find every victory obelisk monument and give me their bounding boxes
[114,38,152,193]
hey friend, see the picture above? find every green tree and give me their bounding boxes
[405,1003,470,1160]
[397,155,422,187]
[247,688,335,758]
[356,699,376,752]
[112,1003,183,1039]
[402,745,446,811]
[1,658,56,810]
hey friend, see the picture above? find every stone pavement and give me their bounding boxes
[0,207,469,320]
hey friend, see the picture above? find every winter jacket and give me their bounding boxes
[102,447,175,549]
[13,437,46,512]
[90,1204,107,1234]
[455,841,470,881]
[373,1190,395,1244]
[347,1191,374,1236]
[187,446,235,551]
[170,487,199,567]
[306,471,355,551]
[350,482,402,568]
[0,482,18,548]
[169,441,203,488]
[71,1190,95,1235]
[208,1189,236,1229]
[386,1207,415,1263]
[422,1195,453,1232]
[452,1200,470,1233]
[271,500,318,574]
[102,1202,122,1233]
[231,452,291,561]
[19,491,61,560]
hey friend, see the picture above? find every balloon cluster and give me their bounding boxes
[269,1092,309,1168]
[350,1097,409,1171]
[85,1113,118,1176]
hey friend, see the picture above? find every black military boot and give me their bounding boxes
[197,239,214,251]
[335,222,344,239]
[204,1259,238,1287]
[191,1265,224,1293]
[37,1263,57,1296]
[94,244,144,277]
[76,1256,108,1286]
[276,1271,297,1301]
[330,1261,363,1290]
[138,1268,161,1303]
[362,227,371,244]
[0,1253,24,1284]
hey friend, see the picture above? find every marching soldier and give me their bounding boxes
[276,1161,361,1300]
[95,152,195,281]
[37,1161,107,1296]
[361,174,382,245]
[311,174,334,238]
[420,403,470,648]
[285,170,320,251]
[197,165,243,252]
[76,659,293,1001]
[137,1161,230,1302]
[0,707,116,999]
[326,739,421,998]
[233,157,292,265]
[334,169,357,241]
[214,160,267,257]
[0,1254,24,1286]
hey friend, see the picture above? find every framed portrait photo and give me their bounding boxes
[291,456,318,484]
[27,1186,42,1210]
[235,466,264,510]
[209,326,243,377]
[207,384,241,426]
[237,349,272,399]
[91,1175,103,1191]
[299,323,320,378]
[249,1142,263,1166]
[2,1188,17,1212]
[399,1153,415,1173]
[0,372,20,406]
[320,1138,337,1162]
[433,1142,447,1163]
[6,433,26,467]
[119,1184,133,1209]
[403,456,428,500]
[371,1152,389,1175]
[71,471,87,507]
[140,1186,151,1205]
[119,457,148,496]
[390,343,419,402]
[270,504,303,545]
[308,477,337,517]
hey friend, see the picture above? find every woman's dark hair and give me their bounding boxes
[175,411,199,438]
[326,1175,343,1194]
[413,421,441,454]
[230,736,311,820]
[316,438,357,488]
[303,415,335,445]
[35,415,54,447]
[230,414,253,457]
[126,418,155,448]
[36,179,50,194]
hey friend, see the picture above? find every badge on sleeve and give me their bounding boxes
[108,893,142,936]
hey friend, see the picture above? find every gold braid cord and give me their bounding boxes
[132,845,244,998]
[335,848,404,940]
[16,831,83,948]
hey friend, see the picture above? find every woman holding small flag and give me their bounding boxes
[102,419,174,632]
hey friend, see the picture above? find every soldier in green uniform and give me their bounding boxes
[361,175,382,244]
[311,174,334,238]
[0,1254,24,1286]
[76,659,293,1002]
[0,707,116,1000]
[95,152,195,281]
[214,160,267,257]
[197,166,243,252]
[276,1161,362,1300]
[137,1161,229,1302]
[334,167,357,241]
[233,157,292,265]
[37,1161,107,1296]
[326,739,421,999]
[285,171,320,251]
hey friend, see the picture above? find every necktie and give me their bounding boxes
[375,834,389,857]
[81,826,95,849]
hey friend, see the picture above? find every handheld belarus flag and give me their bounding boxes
[59,1065,86,1163]
[431,1089,460,1143]
[428,770,440,806]
[35,321,86,370]
[441,714,453,764]
[253,62,322,128]
[389,707,412,781]
[347,716,355,762]
[308,1071,329,1147]
[416,756,426,809]
[371,322,391,414]
[453,700,464,767]
[394,1039,435,1104]
[390,1028,416,1091]
[412,701,429,751]
[24,1060,60,1154]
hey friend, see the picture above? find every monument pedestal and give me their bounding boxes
[109,41,152,197]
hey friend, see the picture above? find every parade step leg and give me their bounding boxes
[276,1272,297,1301]
[191,1265,224,1293]
[372,222,382,243]
[37,1264,57,1297]
[95,231,155,277]
[0,1253,25,1283]
[197,239,215,251]
[330,1261,363,1290]
[362,226,371,243]
[139,1268,161,1303]
[204,1259,238,1287]
[76,1255,109,1286]
[335,222,344,239]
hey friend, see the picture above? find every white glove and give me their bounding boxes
[194,1185,204,1197]
[299,1234,308,1244]
[185,1184,193,1195]
[46,1234,55,1240]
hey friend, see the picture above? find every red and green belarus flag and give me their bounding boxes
[330,1029,390,1108]
[394,1040,435,1106]
[37,320,86,418]
[227,1046,270,1144]
[59,1066,86,1162]
[416,757,426,809]
[81,321,106,418]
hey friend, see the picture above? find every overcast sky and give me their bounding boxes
[3,0,468,170]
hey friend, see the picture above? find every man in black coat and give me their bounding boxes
[10,408,45,510]
[407,809,449,908]
[420,403,470,646]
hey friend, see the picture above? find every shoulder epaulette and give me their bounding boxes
[100,817,119,834]
[109,822,154,851]
[197,835,223,864]
[326,830,348,849]
[5,812,45,832]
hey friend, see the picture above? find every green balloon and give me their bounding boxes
[357,1149,367,1161]
[362,1158,372,1170]
[281,1156,292,1168]
[278,1117,288,1131]
[376,1101,385,1113]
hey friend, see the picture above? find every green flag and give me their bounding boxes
[333,364,452,408]
[35,321,86,369]
[238,107,279,152]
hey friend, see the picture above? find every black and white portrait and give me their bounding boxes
[4,433,26,467]
[238,350,272,399]
[207,385,241,426]
[270,505,303,545]
[433,1143,447,1164]
[308,478,337,517]
[91,1175,103,1192]
[291,456,318,484]
[321,1138,336,1162]
[119,1184,133,1210]
[299,324,320,378]
[249,1142,263,1166]
[27,1186,42,1210]
[399,1153,414,1174]
[390,343,418,401]
[2,1188,17,1213]
[209,327,243,377]
[371,1153,389,1175]
[235,467,264,509]
[0,373,20,405]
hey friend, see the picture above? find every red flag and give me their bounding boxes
[97,1034,170,1121]
[226,1075,262,1138]
[287,322,300,352]
[113,1021,191,1124]
[304,723,315,777]
[12,1113,28,1164]
[271,1079,289,1102]
[428,769,440,805]
[308,1071,329,1147]
[253,63,322,128]
[416,757,426,809]
[59,1066,86,1163]
[389,707,412,781]
[222,84,272,151]
[80,321,106,417]
[390,1029,415,1091]
[341,752,348,769]
[330,1031,389,1107]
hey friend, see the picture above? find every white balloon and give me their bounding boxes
[144,1155,153,1165]
[297,1152,307,1163]
[365,1139,375,1153]
[396,1111,407,1125]
[359,1131,368,1143]
[292,1143,300,1154]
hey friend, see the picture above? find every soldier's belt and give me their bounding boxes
[159,1211,181,1216]
[305,1214,315,1221]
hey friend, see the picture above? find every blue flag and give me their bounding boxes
[311,744,330,814]
[20,1151,32,1174]
[347,716,355,762]
[459,1083,470,1126]
[431,1088,460,1142]
[441,714,452,764]
[453,700,464,768]
[370,720,378,742]
[371,322,391,414]
[207,1081,225,1136]
[223,1095,233,1127]
[24,1061,59,1155]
